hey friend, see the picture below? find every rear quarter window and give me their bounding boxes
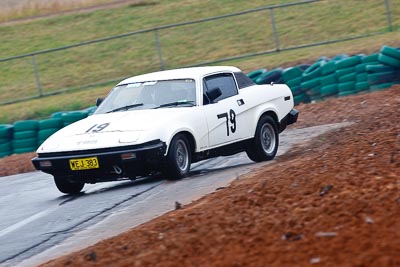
[234,72,255,89]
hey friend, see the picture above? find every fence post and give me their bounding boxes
[31,55,43,97]
[269,8,280,51]
[154,29,165,70]
[384,0,393,32]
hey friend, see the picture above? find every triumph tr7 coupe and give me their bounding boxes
[32,66,298,194]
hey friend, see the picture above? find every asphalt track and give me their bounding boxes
[0,123,350,267]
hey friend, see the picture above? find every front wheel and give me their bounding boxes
[54,176,84,194]
[164,134,191,180]
[246,115,279,162]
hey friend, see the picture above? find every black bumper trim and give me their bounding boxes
[32,140,167,180]
[287,108,299,125]
[279,108,299,133]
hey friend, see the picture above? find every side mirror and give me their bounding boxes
[96,98,104,107]
[207,87,222,103]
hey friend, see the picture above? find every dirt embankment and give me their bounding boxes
[30,86,399,267]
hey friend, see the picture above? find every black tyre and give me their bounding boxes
[255,68,283,85]
[54,176,84,194]
[164,134,191,180]
[246,116,279,162]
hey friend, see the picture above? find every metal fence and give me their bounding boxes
[0,0,397,105]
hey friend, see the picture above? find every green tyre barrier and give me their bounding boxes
[309,95,322,102]
[14,130,37,139]
[290,86,303,97]
[321,61,337,75]
[282,66,304,82]
[302,62,323,81]
[301,79,321,96]
[321,84,338,97]
[338,90,357,97]
[255,68,283,84]
[294,93,309,105]
[335,55,362,69]
[317,56,330,62]
[61,111,89,124]
[368,71,400,85]
[356,73,368,82]
[39,118,64,130]
[378,54,400,68]
[336,67,355,77]
[0,142,12,153]
[370,82,400,91]
[301,78,320,90]
[298,64,311,71]
[13,147,37,154]
[14,120,39,132]
[286,76,303,88]
[51,111,66,118]
[320,73,337,86]
[331,54,348,61]
[339,72,357,83]
[12,138,37,149]
[307,87,321,96]
[38,128,59,140]
[361,53,379,63]
[355,82,369,92]
[0,138,10,144]
[355,62,379,73]
[247,69,267,80]
[381,46,400,60]
[338,82,356,92]
[0,151,12,158]
[83,106,97,115]
[0,125,13,139]
[366,64,397,73]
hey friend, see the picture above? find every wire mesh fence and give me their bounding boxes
[0,0,397,105]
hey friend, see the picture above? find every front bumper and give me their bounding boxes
[32,140,166,182]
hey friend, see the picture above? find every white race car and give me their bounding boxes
[32,66,298,194]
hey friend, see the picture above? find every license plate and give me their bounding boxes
[69,157,99,171]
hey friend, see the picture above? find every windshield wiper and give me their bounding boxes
[155,101,195,109]
[107,103,144,113]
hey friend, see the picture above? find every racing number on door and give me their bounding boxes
[217,109,236,136]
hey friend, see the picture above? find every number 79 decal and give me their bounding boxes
[217,109,236,136]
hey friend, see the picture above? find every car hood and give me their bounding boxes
[69,109,190,134]
[38,108,191,153]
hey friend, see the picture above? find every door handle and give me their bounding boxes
[237,99,245,106]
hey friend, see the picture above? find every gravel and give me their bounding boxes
[34,86,399,267]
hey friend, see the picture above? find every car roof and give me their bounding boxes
[117,66,241,85]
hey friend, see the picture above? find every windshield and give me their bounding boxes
[95,79,196,114]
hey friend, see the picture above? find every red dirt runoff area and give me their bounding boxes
[1,86,399,267]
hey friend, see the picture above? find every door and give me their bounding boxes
[202,72,247,148]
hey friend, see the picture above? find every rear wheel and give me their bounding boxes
[164,134,191,180]
[246,115,279,162]
[54,176,84,194]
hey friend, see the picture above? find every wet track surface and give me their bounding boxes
[0,123,350,267]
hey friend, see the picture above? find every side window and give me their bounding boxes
[204,73,238,102]
[234,72,255,89]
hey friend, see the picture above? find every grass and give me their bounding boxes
[0,0,130,23]
[0,0,399,123]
